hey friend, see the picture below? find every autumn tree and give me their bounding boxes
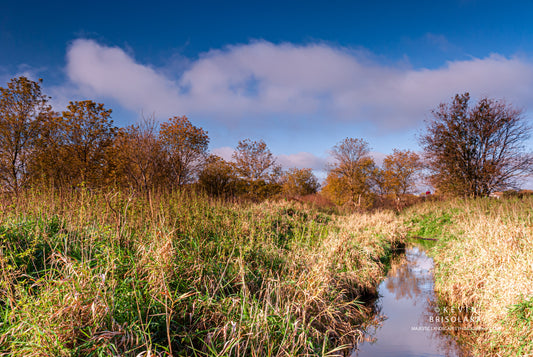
[29,114,65,187]
[57,100,116,187]
[0,77,53,193]
[159,116,209,186]
[197,154,237,197]
[112,118,168,192]
[233,139,279,181]
[232,139,282,199]
[321,171,349,206]
[381,149,421,197]
[281,168,320,197]
[420,93,533,197]
[323,138,377,210]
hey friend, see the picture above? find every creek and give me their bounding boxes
[351,244,470,357]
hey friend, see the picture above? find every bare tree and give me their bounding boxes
[419,93,533,197]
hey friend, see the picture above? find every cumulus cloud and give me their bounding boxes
[65,39,533,128]
[66,39,182,115]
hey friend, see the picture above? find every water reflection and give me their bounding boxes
[352,246,469,357]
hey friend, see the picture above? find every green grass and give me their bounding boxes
[0,189,404,356]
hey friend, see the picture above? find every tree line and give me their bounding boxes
[0,76,318,200]
[1,76,531,206]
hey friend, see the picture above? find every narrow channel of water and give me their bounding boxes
[351,245,468,357]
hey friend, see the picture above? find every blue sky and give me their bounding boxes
[2,0,533,185]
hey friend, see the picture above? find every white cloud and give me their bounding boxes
[65,39,533,129]
[211,146,234,161]
[276,152,328,170]
[66,39,182,116]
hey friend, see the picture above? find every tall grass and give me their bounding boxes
[0,188,405,356]
[404,197,533,356]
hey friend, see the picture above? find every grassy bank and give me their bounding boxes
[0,189,405,356]
[404,197,533,356]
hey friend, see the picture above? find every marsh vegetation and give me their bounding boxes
[0,189,407,356]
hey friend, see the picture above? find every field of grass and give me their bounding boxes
[404,197,533,356]
[0,189,406,356]
[2,188,530,356]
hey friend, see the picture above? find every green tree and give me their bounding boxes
[0,77,53,193]
[159,116,209,186]
[420,93,533,197]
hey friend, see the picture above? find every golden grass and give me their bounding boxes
[406,198,533,356]
[0,189,405,356]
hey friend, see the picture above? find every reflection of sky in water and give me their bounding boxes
[352,247,465,357]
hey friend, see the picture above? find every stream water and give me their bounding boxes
[351,245,469,357]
